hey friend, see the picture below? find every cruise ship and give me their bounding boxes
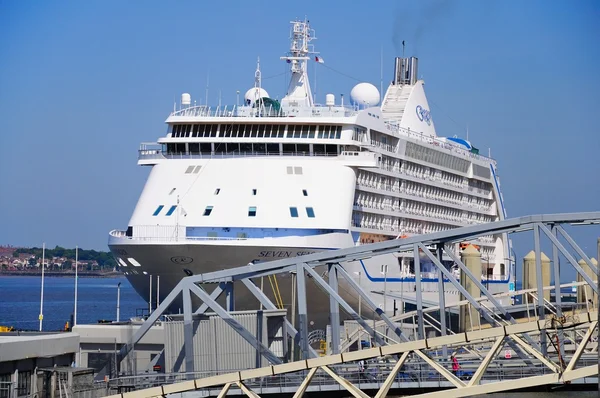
[108,19,512,319]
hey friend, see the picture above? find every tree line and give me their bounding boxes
[13,246,116,268]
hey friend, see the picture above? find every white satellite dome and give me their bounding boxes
[350,83,380,107]
[244,87,270,104]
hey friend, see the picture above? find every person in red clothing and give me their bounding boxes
[451,353,460,376]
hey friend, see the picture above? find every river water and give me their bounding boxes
[0,275,147,331]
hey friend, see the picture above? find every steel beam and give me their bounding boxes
[437,246,448,359]
[186,282,282,365]
[414,243,425,340]
[194,283,224,315]
[556,225,599,276]
[182,286,195,377]
[533,224,547,355]
[172,213,600,286]
[565,321,598,372]
[467,336,504,386]
[328,264,341,354]
[320,366,370,398]
[551,225,567,361]
[538,223,599,294]
[374,352,410,398]
[443,245,537,331]
[422,243,538,363]
[333,264,409,343]
[115,280,184,369]
[303,265,387,347]
[296,263,310,359]
[240,278,318,358]
[292,367,318,398]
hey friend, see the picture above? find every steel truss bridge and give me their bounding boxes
[106,212,600,397]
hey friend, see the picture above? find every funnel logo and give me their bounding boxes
[416,105,432,126]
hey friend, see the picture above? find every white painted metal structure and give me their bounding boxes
[99,212,599,397]
[105,314,598,398]
[108,19,512,316]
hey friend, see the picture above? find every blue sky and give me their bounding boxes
[0,1,598,278]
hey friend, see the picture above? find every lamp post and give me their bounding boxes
[39,243,46,332]
[116,282,121,322]
[74,246,78,326]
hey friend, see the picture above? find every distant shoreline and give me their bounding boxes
[0,271,122,278]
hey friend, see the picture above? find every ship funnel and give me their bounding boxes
[393,57,418,85]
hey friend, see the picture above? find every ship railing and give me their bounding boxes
[384,122,495,163]
[169,104,359,119]
[109,229,251,242]
[139,150,344,160]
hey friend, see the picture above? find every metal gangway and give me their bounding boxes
[104,212,599,397]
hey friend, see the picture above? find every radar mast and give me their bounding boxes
[280,19,316,109]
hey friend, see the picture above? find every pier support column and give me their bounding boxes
[414,244,424,340]
[523,250,551,305]
[577,258,598,309]
[328,264,340,355]
[296,264,310,359]
[459,245,481,333]
[182,287,195,378]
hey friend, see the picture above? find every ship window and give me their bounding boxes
[166,205,177,216]
[313,144,325,154]
[283,143,295,153]
[297,144,309,154]
[252,189,257,195]
[240,143,252,153]
[214,188,220,195]
[277,125,285,138]
[200,143,212,153]
[286,166,293,175]
[301,125,309,138]
[203,206,213,216]
[193,165,202,174]
[309,125,316,138]
[175,143,186,154]
[207,232,218,239]
[188,143,200,154]
[302,189,308,196]
[336,126,342,139]
[294,166,303,175]
[254,143,266,153]
[258,124,266,137]
[325,145,338,155]
[192,124,200,138]
[306,207,315,218]
[248,206,257,217]
[266,143,279,154]
[185,166,195,174]
[226,143,239,153]
[289,207,299,217]
[210,124,218,137]
[152,205,164,216]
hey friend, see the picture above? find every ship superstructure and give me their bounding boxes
[109,19,512,316]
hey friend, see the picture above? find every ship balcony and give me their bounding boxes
[138,143,380,167]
